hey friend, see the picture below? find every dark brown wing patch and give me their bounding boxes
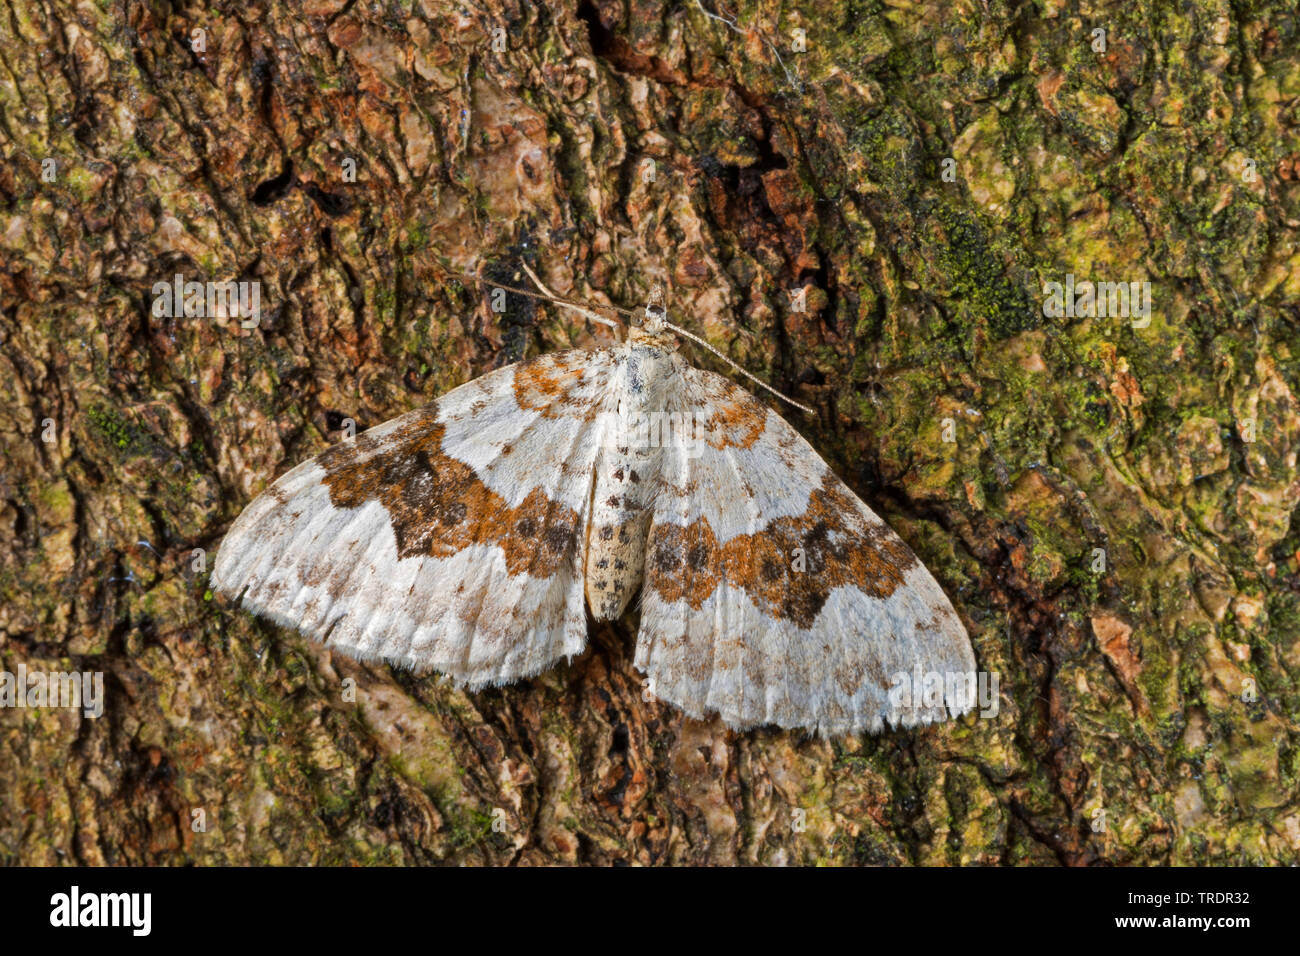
[646,471,919,628]
[318,406,581,579]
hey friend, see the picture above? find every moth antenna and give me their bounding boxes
[441,262,622,329]
[642,283,811,415]
[661,318,816,416]
[452,262,812,415]
[517,261,621,330]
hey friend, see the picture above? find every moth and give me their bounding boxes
[213,287,976,734]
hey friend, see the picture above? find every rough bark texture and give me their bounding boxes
[2,0,1298,865]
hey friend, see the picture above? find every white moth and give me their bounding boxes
[213,295,976,734]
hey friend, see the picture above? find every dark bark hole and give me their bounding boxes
[694,154,727,179]
[576,1,615,55]
[751,131,790,172]
[304,181,351,217]
[251,160,295,205]
[610,722,629,756]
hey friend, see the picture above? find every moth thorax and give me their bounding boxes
[627,322,677,352]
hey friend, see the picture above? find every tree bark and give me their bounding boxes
[1,0,1298,865]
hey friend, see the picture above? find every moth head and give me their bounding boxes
[641,285,666,333]
[628,284,677,349]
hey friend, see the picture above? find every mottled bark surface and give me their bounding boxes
[2,0,1298,865]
